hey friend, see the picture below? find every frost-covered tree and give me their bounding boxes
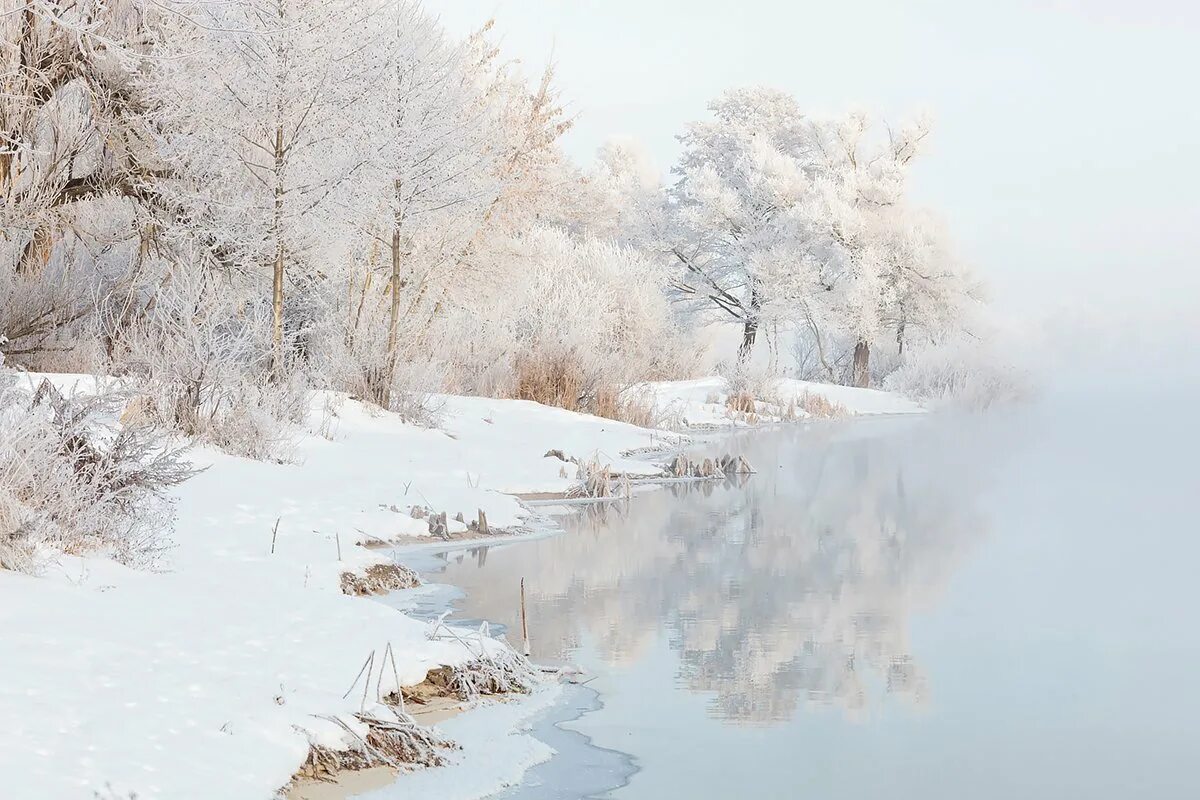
[664,88,978,385]
[412,57,575,317]
[435,227,694,411]
[148,0,385,375]
[582,137,664,243]
[799,111,978,386]
[665,87,820,361]
[335,4,495,405]
[1,0,164,363]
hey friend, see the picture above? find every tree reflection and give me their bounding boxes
[437,420,990,725]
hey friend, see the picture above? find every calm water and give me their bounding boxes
[422,399,1200,799]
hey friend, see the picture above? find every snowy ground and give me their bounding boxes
[636,376,925,429]
[0,375,923,800]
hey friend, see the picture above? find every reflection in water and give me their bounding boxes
[436,419,993,724]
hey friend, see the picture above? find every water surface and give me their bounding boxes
[423,404,1200,799]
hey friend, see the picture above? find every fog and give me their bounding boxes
[434,0,1200,333]
[426,402,1199,798]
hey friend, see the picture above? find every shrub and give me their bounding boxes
[107,262,306,461]
[797,391,847,419]
[0,372,195,573]
[439,228,696,419]
[302,265,443,427]
[716,358,778,402]
[882,339,1031,410]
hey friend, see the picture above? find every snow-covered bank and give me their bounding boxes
[637,376,925,429]
[0,376,922,799]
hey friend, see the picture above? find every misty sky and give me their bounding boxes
[432,0,1199,332]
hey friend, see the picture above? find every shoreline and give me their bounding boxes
[290,459,757,799]
[276,409,929,799]
[1,376,924,799]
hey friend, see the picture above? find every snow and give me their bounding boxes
[360,685,563,800]
[637,376,925,428]
[0,375,921,799]
[772,378,927,415]
[0,385,675,800]
[1,556,472,799]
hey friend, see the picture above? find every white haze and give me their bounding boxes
[433,0,1200,344]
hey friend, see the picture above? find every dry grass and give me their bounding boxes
[567,457,616,499]
[428,656,539,701]
[593,387,657,428]
[667,453,755,479]
[512,353,583,411]
[725,390,756,414]
[288,645,536,792]
[340,563,421,596]
[797,392,849,419]
[295,708,451,786]
[512,353,661,428]
[592,387,622,420]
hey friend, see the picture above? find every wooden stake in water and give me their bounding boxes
[520,577,530,656]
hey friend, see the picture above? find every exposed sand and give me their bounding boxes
[286,766,397,800]
[284,697,466,800]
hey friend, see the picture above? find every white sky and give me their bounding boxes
[431,0,1200,328]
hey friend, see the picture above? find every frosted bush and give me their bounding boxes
[304,293,443,427]
[439,228,695,417]
[716,358,779,400]
[108,264,306,461]
[882,340,1031,410]
[0,371,195,573]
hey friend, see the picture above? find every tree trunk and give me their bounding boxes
[799,308,836,382]
[270,124,285,378]
[381,215,402,408]
[738,317,759,363]
[852,339,871,388]
[736,283,762,363]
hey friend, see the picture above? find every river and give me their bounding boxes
[408,398,1200,799]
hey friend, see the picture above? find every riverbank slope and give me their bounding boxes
[0,375,921,799]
